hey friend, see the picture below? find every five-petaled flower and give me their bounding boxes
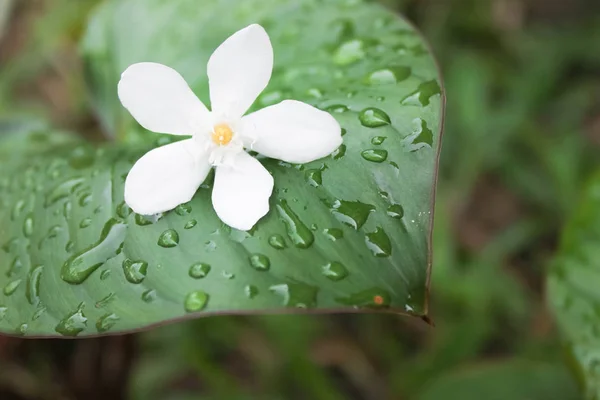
[119,24,342,231]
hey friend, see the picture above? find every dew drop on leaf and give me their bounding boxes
[3,279,21,296]
[184,291,209,312]
[157,229,179,248]
[174,203,192,216]
[184,219,197,229]
[329,199,375,230]
[61,218,127,284]
[142,289,156,303]
[269,282,318,308]
[189,263,211,279]
[387,204,404,219]
[323,228,344,241]
[359,107,391,127]
[22,214,33,237]
[116,201,131,219]
[79,218,92,228]
[249,254,271,271]
[268,234,287,249]
[400,80,441,106]
[321,262,349,281]
[361,149,388,163]
[26,265,43,305]
[365,227,392,257]
[245,285,259,299]
[371,136,387,145]
[55,303,87,336]
[331,144,347,160]
[122,259,148,284]
[96,313,119,333]
[366,67,410,85]
[276,199,314,249]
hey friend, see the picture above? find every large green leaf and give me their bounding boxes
[0,0,443,336]
[548,171,600,399]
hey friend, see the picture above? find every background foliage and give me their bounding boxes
[0,0,599,399]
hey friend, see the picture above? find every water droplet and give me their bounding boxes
[402,118,433,151]
[0,306,7,321]
[122,259,148,284]
[268,234,286,249]
[142,289,156,303]
[116,201,131,219]
[359,108,391,127]
[371,136,387,145]
[336,288,391,308]
[32,305,46,320]
[365,227,392,257]
[401,80,441,106]
[79,193,92,207]
[270,282,318,308]
[323,228,344,241]
[276,199,314,249]
[11,199,25,220]
[3,279,21,296]
[135,214,153,226]
[361,149,388,163]
[189,263,211,279]
[7,256,23,277]
[26,265,43,305]
[158,229,179,248]
[245,285,259,299]
[175,203,192,216]
[79,218,92,228]
[65,240,75,253]
[387,204,404,219]
[17,323,28,335]
[63,201,72,220]
[55,303,87,336]
[366,67,411,85]
[95,292,115,308]
[96,313,119,333]
[68,146,96,169]
[99,269,111,280]
[61,218,127,284]
[205,240,217,252]
[333,39,365,65]
[305,165,326,187]
[22,214,33,237]
[44,177,85,207]
[322,262,349,281]
[307,88,323,98]
[326,104,349,113]
[331,144,346,160]
[184,219,197,229]
[329,200,375,230]
[222,271,235,279]
[249,254,270,271]
[184,291,209,312]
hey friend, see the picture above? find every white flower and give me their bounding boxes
[118,24,342,231]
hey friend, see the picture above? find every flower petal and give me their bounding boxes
[207,24,273,119]
[118,62,210,135]
[242,100,343,164]
[125,139,211,215]
[212,151,274,230]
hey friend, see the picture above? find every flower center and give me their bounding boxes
[211,123,233,146]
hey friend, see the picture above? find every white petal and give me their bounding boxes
[242,100,343,164]
[212,151,274,230]
[125,139,211,215]
[118,62,210,135]
[208,24,273,119]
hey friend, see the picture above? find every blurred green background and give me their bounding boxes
[0,0,599,399]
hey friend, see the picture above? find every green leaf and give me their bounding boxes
[548,170,600,399]
[0,0,443,336]
[418,360,579,400]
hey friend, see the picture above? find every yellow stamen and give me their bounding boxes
[211,123,233,146]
